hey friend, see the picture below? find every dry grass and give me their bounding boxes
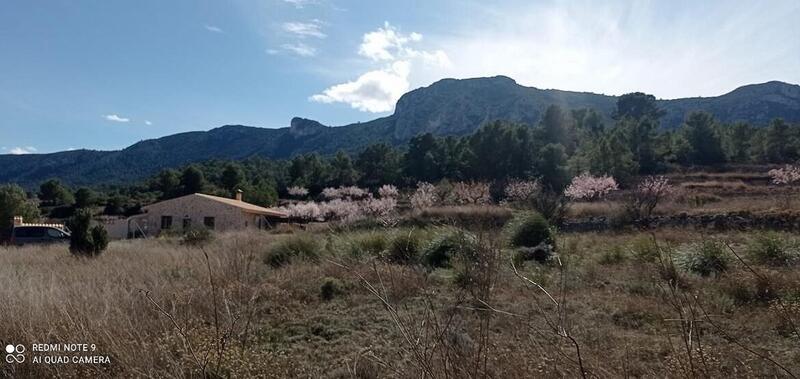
[0,226,798,377]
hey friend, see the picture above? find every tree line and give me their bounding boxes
[2,91,799,232]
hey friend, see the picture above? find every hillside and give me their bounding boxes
[2,76,799,187]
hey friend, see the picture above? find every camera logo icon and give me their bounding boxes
[5,344,25,364]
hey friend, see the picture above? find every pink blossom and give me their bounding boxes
[321,186,368,200]
[362,196,398,217]
[504,180,540,203]
[625,176,674,219]
[410,182,439,209]
[378,184,399,199]
[278,201,321,220]
[768,165,800,185]
[451,182,491,205]
[286,186,309,198]
[564,173,619,201]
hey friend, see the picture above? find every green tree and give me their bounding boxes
[220,163,244,193]
[720,122,754,162]
[681,111,725,165]
[329,151,359,186]
[760,118,798,163]
[289,153,330,192]
[468,121,538,180]
[0,184,40,238]
[536,143,571,192]
[404,133,446,182]
[74,187,96,209]
[180,166,206,195]
[540,105,575,151]
[612,92,666,120]
[356,143,402,187]
[67,208,108,256]
[38,179,74,206]
[153,169,181,199]
[243,179,279,207]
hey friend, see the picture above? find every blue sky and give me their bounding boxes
[1,0,798,154]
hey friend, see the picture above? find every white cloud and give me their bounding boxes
[144,120,153,126]
[7,146,37,155]
[424,1,800,98]
[104,114,130,123]
[283,0,315,8]
[282,21,326,38]
[311,61,411,112]
[204,25,223,33]
[312,22,450,113]
[281,42,317,57]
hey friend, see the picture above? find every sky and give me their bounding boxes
[1,0,798,154]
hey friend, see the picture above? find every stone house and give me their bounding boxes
[120,191,287,238]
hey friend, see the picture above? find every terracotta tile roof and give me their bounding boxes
[193,193,288,217]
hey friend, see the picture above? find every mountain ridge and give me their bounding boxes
[2,76,799,187]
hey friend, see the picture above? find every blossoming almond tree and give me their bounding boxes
[378,184,399,199]
[768,165,800,185]
[504,180,540,203]
[564,173,619,201]
[451,182,491,205]
[286,186,309,198]
[626,176,674,220]
[410,182,439,209]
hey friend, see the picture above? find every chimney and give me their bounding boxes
[13,216,23,226]
[235,189,243,201]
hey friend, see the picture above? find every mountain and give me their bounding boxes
[2,76,799,187]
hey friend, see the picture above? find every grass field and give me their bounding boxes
[1,218,799,377]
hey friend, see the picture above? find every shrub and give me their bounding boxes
[180,228,214,247]
[748,232,797,266]
[67,209,109,257]
[513,245,553,265]
[263,235,319,268]
[346,232,388,258]
[629,236,660,262]
[599,246,627,265]
[421,229,478,268]
[408,205,513,230]
[319,277,345,301]
[507,212,554,249]
[387,232,421,264]
[678,241,729,277]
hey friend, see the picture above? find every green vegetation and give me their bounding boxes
[507,212,554,248]
[263,234,320,267]
[67,209,109,257]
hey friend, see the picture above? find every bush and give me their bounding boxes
[599,246,627,265]
[748,232,797,266]
[387,232,421,264]
[513,245,553,265]
[319,277,345,301]
[629,237,660,262]
[347,232,388,258]
[180,228,214,247]
[408,206,512,230]
[507,212,554,248]
[263,235,319,268]
[67,208,109,257]
[421,229,478,268]
[678,241,729,277]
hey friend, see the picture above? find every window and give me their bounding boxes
[46,228,64,238]
[203,217,215,230]
[182,218,191,230]
[161,216,173,230]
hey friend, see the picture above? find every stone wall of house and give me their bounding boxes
[139,195,252,236]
